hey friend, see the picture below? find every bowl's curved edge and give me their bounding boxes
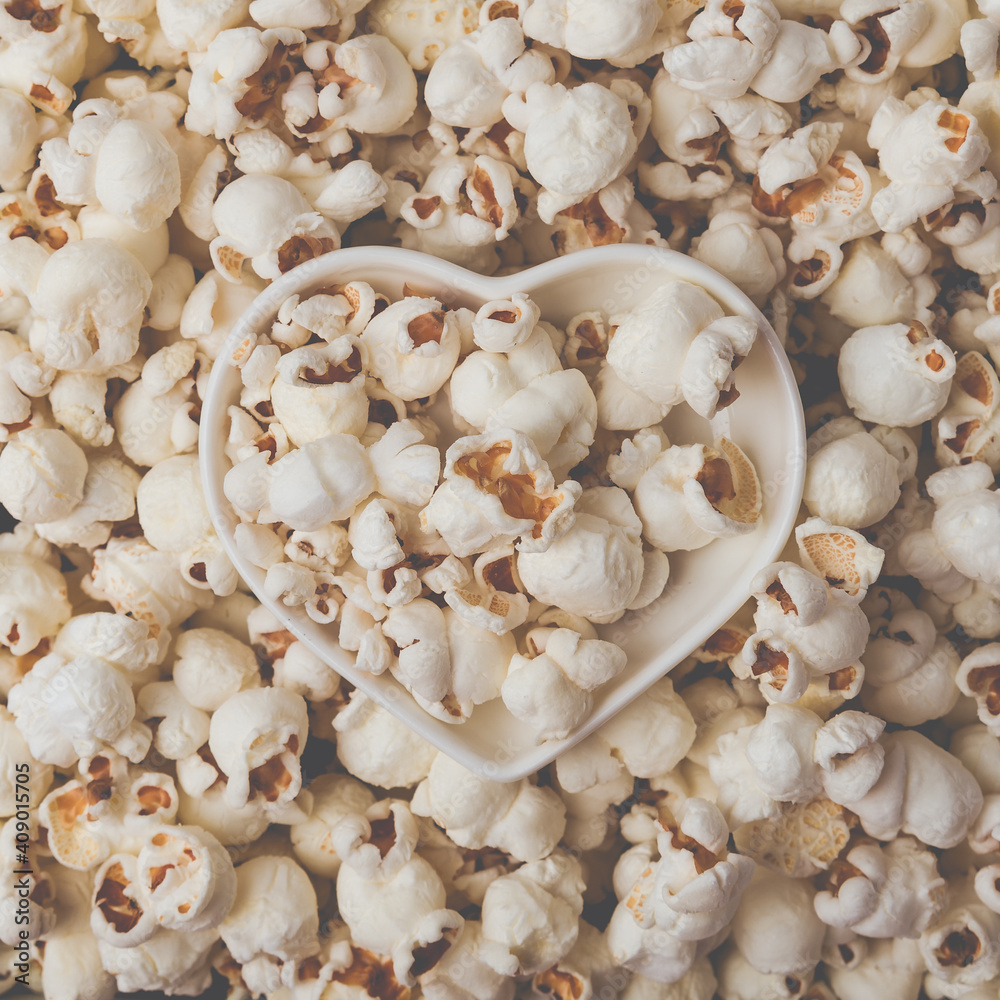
[199,245,806,782]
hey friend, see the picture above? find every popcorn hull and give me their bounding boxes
[200,244,805,779]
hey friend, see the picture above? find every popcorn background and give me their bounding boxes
[3,0,1000,998]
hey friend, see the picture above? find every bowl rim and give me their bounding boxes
[200,244,806,781]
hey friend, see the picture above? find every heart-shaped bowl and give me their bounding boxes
[200,244,805,781]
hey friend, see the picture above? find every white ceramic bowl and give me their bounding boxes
[200,245,805,781]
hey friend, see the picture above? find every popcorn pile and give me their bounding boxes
[223,277,763,737]
[5,0,1000,998]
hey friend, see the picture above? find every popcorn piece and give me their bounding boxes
[218,855,319,995]
[934,350,1000,470]
[423,428,581,559]
[393,908,466,987]
[0,427,86,523]
[631,437,761,553]
[39,752,179,871]
[267,432,374,531]
[592,675,696,779]
[336,801,452,957]
[919,890,1000,993]
[691,206,787,303]
[749,19,863,103]
[913,462,1000,593]
[803,418,912,529]
[484,368,597,481]
[417,917,512,1000]
[270,336,369,445]
[210,173,340,283]
[136,825,237,933]
[732,797,853,878]
[821,237,924,324]
[40,100,181,231]
[172,627,261,713]
[794,518,886,601]
[21,237,152,374]
[663,0,780,101]
[388,604,516,721]
[503,82,638,222]
[207,687,309,810]
[479,851,585,976]
[516,486,645,623]
[8,652,150,767]
[731,869,826,976]
[135,681,210,761]
[608,798,755,982]
[186,26,306,140]
[0,88,57,188]
[290,773,376,877]
[839,321,955,427]
[412,752,566,862]
[273,640,341,702]
[0,549,67,657]
[97,928,218,996]
[0,706,51,818]
[0,812,54,946]
[86,535,215,630]
[366,0,480,69]
[90,851,157,948]
[502,626,627,742]
[957,642,1000,734]
[708,706,884,825]
[398,152,530,257]
[607,280,758,419]
[439,545,521,631]
[843,729,983,848]
[813,837,946,938]
[292,34,417,136]
[859,589,960,726]
[523,0,666,65]
[333,690,438,789]
[424,18,552,128]
[472,294,540,353]
[869,98,997,232]
[450,324,562,430]
[361,295,461,401]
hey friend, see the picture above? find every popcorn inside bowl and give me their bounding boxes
[221,274,765,742]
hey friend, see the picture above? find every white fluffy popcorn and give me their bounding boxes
[208,686,309,810]
[605,280,757,419]
[267,432,374,530]
[838,321,956,427]
[40,99,181,231]
[423,428,581,558]
[424,18,552,128]
[16,236,152,374]
[868,98,996,232]
[502,626,627,741]
[360,295,461,400]
[516,486,646,623]
[626,436,761,552]
[803,418,914,529]
[218,854,319,993]
[813,837,946,938]
[210,172,340,283]
[412,752,566,863]
[0,427,87,523]
[479,850,585,976]
[503,81,638,222]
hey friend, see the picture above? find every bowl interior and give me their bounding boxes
[200,245,806,781]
